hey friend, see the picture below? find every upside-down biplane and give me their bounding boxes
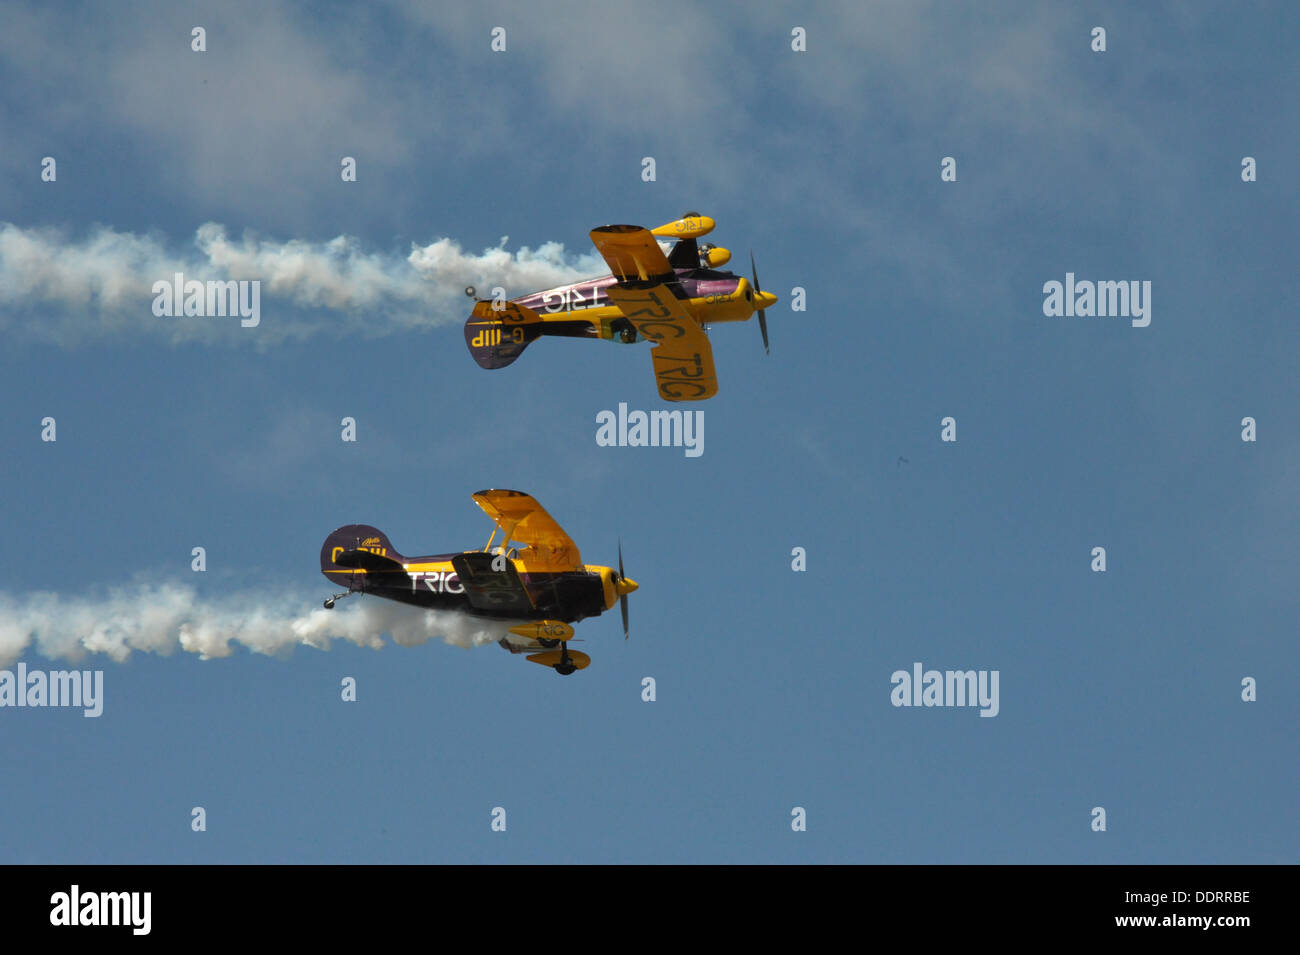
[463,213,777,401]
[319,490,636,675]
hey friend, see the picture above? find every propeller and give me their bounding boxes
[750,250,770,354]
[612,539,639,640]
[619,540,629,639]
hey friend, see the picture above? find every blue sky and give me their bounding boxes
[1,1,1296,863]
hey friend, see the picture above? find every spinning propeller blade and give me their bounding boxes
[618,539,629,639]
[750,249,770,355]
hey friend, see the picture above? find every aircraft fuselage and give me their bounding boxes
[320,529,616,624]
[513,268,762,344]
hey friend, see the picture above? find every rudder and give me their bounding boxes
[320,524,402,578]
[464,300,543,369]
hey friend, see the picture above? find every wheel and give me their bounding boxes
[538,638,560,649]
[554,663,577,676]
[323,598,335,609]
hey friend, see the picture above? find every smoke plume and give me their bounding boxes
[0,583,519,667]
[0,221,606,345]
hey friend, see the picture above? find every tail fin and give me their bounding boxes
[320,524,403,585]
[464,300,543,369]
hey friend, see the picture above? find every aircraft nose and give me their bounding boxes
[754,291,778,311]
[616,577,639,596]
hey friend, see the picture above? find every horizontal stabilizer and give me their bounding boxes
[334,549,405,574]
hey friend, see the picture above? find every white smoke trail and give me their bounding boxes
[0,221,607,345]
[0,583,520,667]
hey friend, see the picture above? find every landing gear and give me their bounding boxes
[537,637,560,649]
[609,317,638,344]
[524,642,589,674]
[323,591,352,610]
[553,642,577,675]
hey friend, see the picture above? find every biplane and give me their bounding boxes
[463,213,778,401]
[319,490,636,675]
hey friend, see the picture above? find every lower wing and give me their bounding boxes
[450,551,537,615]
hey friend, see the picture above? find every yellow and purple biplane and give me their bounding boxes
[320,490,636,675]
[464,213,777,401]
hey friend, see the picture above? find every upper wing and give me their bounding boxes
[470,489,583,571]
[604,284,718,401]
